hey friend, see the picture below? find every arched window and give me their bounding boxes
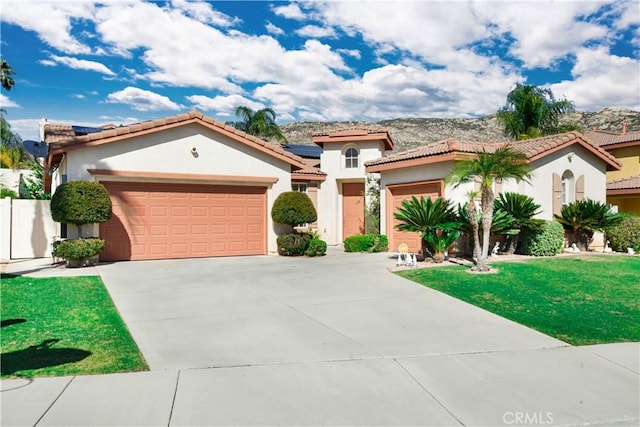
[345,147,359,168]
[561,170,575,205]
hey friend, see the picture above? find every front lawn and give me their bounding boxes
[1,274,148,378]
[397,255,640,345]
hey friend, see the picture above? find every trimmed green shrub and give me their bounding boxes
[305,238,327,257]
[271,191,317,227]
[52,238,105,262]
[51,181,112,225]
[606,215,640,252]
[277,233,312,256]
[344,234,388,253]
[520,220,564,256]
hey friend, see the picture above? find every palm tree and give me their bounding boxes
[446,146,532,271]
[228,106,288,143]
[394,196,462,261]
[1,59,16,91]
[555,199,622,251]
[497,84,579,140]
[494,192,543,254]
[457,200,518,257]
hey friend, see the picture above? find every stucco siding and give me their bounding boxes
[606,146,639,182]
[525,144,607,220]
[58,124,293,254]
[318,141,385,244]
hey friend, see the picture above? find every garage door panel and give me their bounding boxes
[388,182,442,254]
[100,182,266,261]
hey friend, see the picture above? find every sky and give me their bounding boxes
[1,0,639,142]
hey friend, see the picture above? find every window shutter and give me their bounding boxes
[553,173,562,216]
[576,175,584,201]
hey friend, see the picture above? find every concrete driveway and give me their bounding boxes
[2,248,639,426]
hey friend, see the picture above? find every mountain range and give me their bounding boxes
[281,107,640,152]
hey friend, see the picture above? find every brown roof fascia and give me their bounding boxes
[50,112,307,170]
[607,188,640,196]
[313,132,394,150]
[526,135,621,171]
[600,140,640,150]
[365,152,458,173]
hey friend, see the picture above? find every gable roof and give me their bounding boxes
[365,132,622,172]
[46,110,308,170]
[312,126,394,150]
[584,129,640,148]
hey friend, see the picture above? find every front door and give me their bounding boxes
[342,182,365,239]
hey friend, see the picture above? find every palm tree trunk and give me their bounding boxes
[477,187,495,271]
[467,199,481,263]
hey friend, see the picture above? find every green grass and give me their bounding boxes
[397,256,640,345]
[1,274,148,378]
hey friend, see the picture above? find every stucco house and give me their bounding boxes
[585,125,640,215]
[365,132,621,253]
[44,111,393,261]
[43,110,619,261]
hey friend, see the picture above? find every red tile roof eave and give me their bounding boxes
[312,133,394,150]
[365,153,464,173]
[291,173,327,182]
[366,133,621,172]
[525,137,622,171]
[48,113,308,170]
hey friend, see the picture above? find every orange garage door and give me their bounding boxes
[388,181,442,253]
[100,182,266,261]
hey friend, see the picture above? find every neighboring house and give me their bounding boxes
[585,125,640,215]
[365,132,621,253]
[43,111,392,261]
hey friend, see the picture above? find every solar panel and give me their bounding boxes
[282,144,322,158]
[71,125,104,136]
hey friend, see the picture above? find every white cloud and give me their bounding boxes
[70,94,86,99]
[295,25,336,39]
[171,0,239,27]
[549,48,640,111]
[45,55,115,76]
[105,87,184,111]
[186,94,264,116]
[39,59,57,67]
[1,94,19,108]
[0,1,95,54]
[265,21,284,36]
[5,118,40,141]
[97,115,140,126]
[337,49,361,60]
[272,3,306,20]
[472,2,609,69]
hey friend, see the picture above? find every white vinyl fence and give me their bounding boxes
[0,198,59,260]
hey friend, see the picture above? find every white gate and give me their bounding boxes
[0,198,59,260]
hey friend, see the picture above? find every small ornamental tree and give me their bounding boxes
[51,181,112,236]
[271,191,317,227]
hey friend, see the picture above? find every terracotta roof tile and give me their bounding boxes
[365,132,621,169]
[292,167,327,176]
[312,125,388,137]
[607,175,640,190]
[584,130,640,146]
